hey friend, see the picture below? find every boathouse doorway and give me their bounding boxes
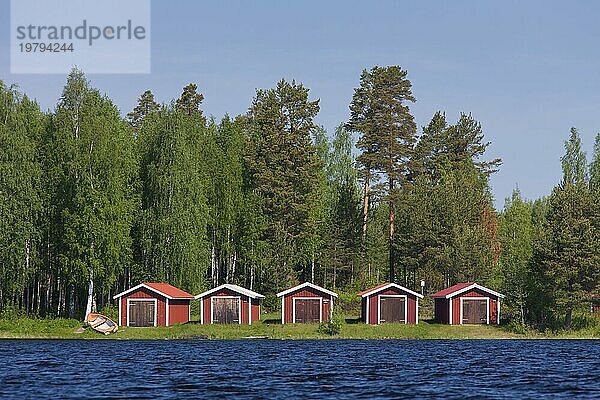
[128,299,156,327]
[212,297,240,324]
[294,298,321,323]
[379,296,406,323]
[461,298,488,324]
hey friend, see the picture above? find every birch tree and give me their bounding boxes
[53,69,137,319]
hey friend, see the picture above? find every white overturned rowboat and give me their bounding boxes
[86,313,118,335]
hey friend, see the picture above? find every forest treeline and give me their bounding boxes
[1,66,599,328]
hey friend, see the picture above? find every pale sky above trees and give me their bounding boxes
[1,0,599,205]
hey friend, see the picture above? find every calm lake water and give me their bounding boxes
[0,339,599,399]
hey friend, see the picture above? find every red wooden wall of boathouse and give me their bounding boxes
[117,286,191,327]
[282,287,333,324]
[169,299,191,325]
[434,287,500,325]
[200,287,260,324]
[449,288,498,325]
[361,287,419,324]
[119,287,167,326]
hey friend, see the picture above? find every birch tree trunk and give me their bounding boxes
[311,253,315,282]
[56,276,61,316]
[211,230,217,286]
[84,271,94,320]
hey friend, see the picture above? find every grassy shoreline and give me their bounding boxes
[1,314,599,340]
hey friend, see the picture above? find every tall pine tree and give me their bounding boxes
[127,90,160,135]
[347,66,417,283]
[246,79,322,290]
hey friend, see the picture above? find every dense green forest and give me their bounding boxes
[1,66,599,328]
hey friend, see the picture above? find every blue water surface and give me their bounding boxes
[0,339,599,399]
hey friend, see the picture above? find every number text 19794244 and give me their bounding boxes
[19,42,74,52]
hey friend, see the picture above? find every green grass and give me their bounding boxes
[0,317,82,338]
[1,312,599,340]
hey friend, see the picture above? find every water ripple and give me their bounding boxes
[0,339,600,398]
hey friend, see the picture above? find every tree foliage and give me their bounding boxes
[347,66,417,283]
[246,79,322,290]
[2,67,599,331]
[532,128,600,328]
[497,189,534,325]
[136,103,210,293]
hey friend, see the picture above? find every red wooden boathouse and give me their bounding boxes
[431,282,504,325]
[113,282,194,327]
[195,284,264,325]
[358,283,424,324]
[277,282,338,324]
